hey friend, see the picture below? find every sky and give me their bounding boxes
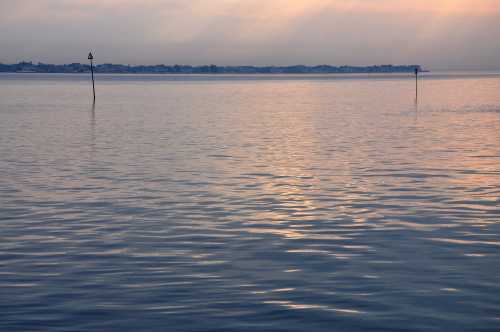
[1,0,500,70]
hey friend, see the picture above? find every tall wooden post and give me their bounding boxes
[414,67,419,101]
[88,52,95,102]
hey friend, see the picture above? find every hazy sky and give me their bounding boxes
[1,0,500,69]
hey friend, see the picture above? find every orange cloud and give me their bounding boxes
[325,0,500,14]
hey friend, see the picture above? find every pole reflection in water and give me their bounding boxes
[89,101,96,156]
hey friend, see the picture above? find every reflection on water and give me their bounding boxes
[0,73,499,331]
[89,101,96,153]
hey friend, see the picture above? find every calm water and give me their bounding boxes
[0,72,499,331]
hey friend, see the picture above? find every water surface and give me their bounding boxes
[0,72,499,331]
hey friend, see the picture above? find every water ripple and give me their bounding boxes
[0,74,499,331]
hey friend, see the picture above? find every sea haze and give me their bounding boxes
[0,72,499,331]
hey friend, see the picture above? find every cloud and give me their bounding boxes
[1,0,499,69]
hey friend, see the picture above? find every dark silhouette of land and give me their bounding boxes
[1,61,423,74]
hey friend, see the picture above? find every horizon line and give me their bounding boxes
[2,61,423,67]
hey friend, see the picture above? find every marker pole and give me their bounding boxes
[414,67,419,101]
[88,52,95,102]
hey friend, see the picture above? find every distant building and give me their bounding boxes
[0,61,423,74]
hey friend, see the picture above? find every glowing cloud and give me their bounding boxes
[1,0,499,69]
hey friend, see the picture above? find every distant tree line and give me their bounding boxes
[0,61,423,74]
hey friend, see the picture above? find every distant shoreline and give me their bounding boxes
[1,62,423,74]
